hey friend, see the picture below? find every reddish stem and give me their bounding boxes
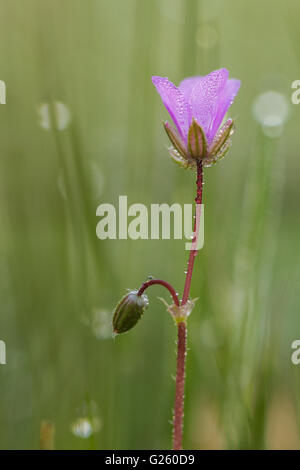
[173,160,203,450]
[181,161,203,305]
[137,162,204,451]
[173,321,187,450]
[137,279,180,306]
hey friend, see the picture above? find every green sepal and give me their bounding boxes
[187,118,207,159]
[163,121,189,160]
[168,147,191,169]
[208,119,234,158]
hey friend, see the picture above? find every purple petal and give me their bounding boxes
[210,79,241,141]
[188,68,229,143]
[152,76,191,141]
[179,76,202,102]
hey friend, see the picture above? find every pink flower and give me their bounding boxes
[152,69,241,168]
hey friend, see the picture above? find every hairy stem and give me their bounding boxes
[137,279,180,306]
[173,160,203,450]
[182,160,203,305]
[137,162,203,450]
[173,321,187,450]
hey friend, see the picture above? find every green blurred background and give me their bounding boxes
[0,0,300,450]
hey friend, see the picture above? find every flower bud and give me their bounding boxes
[112,290,149,334]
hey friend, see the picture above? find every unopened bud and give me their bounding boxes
[112,290,149,334]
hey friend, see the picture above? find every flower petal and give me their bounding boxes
[179,76,202,102]
[210,79,241,141]
[152,76,190,141]
[189,68,229,143]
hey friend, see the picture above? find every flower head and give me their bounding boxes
[152,68,240,168]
